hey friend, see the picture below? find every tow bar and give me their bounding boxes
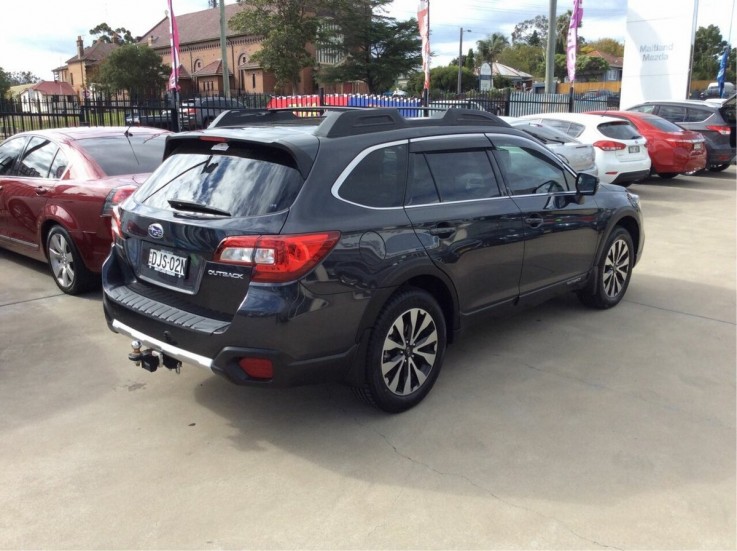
[128,340,181,373]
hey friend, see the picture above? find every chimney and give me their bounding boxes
[148,35,154,47]
[76,36,84,59]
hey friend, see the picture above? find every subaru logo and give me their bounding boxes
[148,223,164,239]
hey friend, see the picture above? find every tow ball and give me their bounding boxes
[128,340,181,373]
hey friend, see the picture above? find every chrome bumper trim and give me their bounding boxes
[111,319,213,372]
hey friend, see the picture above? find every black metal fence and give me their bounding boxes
[0,90,615,140]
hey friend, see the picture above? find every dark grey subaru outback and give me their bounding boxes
[102,108,644,412]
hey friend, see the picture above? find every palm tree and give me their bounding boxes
[476,33,510,88]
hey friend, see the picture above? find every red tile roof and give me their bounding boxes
[66,40,119,64]
[139,3,249,48]
[193,60,233,77]
[31,81,77,96]
[588,50,623,68]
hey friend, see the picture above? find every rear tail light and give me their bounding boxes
[101,184,136,216]
[593,140,627,151]
[214,232,341,283]
[706,125,731,136]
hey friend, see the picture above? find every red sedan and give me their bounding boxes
[0,126,170,294]
[587,110,707,179]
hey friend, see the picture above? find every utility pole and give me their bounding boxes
[457,27,471,95]
[544,0,557,93]
[219,0,231,98]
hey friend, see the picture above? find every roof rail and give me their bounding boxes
[209,106,363,128]
[314,107,508,138]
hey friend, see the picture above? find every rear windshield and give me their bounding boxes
[597,121,641,140]
[134,144,303,217]
[639,115,684,132]
[515,123,576,144]
[76,134,167,176]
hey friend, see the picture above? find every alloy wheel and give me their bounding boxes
[381,307,438,396]
[602,238,630,299]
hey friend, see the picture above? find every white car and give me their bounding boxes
[517,112,651,186]
[502,118,597,175]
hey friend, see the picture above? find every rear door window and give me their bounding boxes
[422,150,500,202]
[134,143,303,217]
[17,137,59,178]
[657,105,687,122]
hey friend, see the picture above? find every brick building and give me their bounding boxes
[139,3,313,96]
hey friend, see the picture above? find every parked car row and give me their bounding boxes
[0,97,732,412]
[125,97,247,131]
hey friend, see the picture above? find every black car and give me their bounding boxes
[626,97,736,171]
[102,108,645,412]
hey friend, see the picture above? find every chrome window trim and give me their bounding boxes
[331,139,408,211]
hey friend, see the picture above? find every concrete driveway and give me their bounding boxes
[1,167,734,549]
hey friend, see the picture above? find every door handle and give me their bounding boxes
[35,187,49,195]
[525,215,544,228]
[428,224,456,239]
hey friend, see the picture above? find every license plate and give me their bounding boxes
[148,248,187,278]
[628,145,640,153]
[694,142,703,150]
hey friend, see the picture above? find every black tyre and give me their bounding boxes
[658,172,678,179]
[708,163,730,172]
[46,226,97,295]
[578,227,634,309]
[355,288,446,413]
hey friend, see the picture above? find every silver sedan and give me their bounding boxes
[503,118,598,176]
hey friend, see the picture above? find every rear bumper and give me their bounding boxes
[107,317,362,387]
[608,169,650,186]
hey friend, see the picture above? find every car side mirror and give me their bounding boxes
[576,172,599,196]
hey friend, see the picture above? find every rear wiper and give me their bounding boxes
[167,199,231,217]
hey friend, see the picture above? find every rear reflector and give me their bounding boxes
[238,358,273,379]
[215,232,340,283]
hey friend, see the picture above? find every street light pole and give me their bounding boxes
[457,27,471,95]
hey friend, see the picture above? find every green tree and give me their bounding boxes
[7,71,40,85]
[511,15,548,46]
[95,44,168,98]
[583,38,624,57]
[497,43,545,78]
[229,0,322,94]
[554,53,608,81]
[692,25,729,80]
[511,11,578,55]
[406,65,476,94]
[89,23,136,44]
[0,68,11,99]
[316,1,422,94]
[476,32,510,87]
[464,48,475,70]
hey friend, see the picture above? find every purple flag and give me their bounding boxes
[418,1,430,90]
[167,0,181,91]
[567,0,583,82]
